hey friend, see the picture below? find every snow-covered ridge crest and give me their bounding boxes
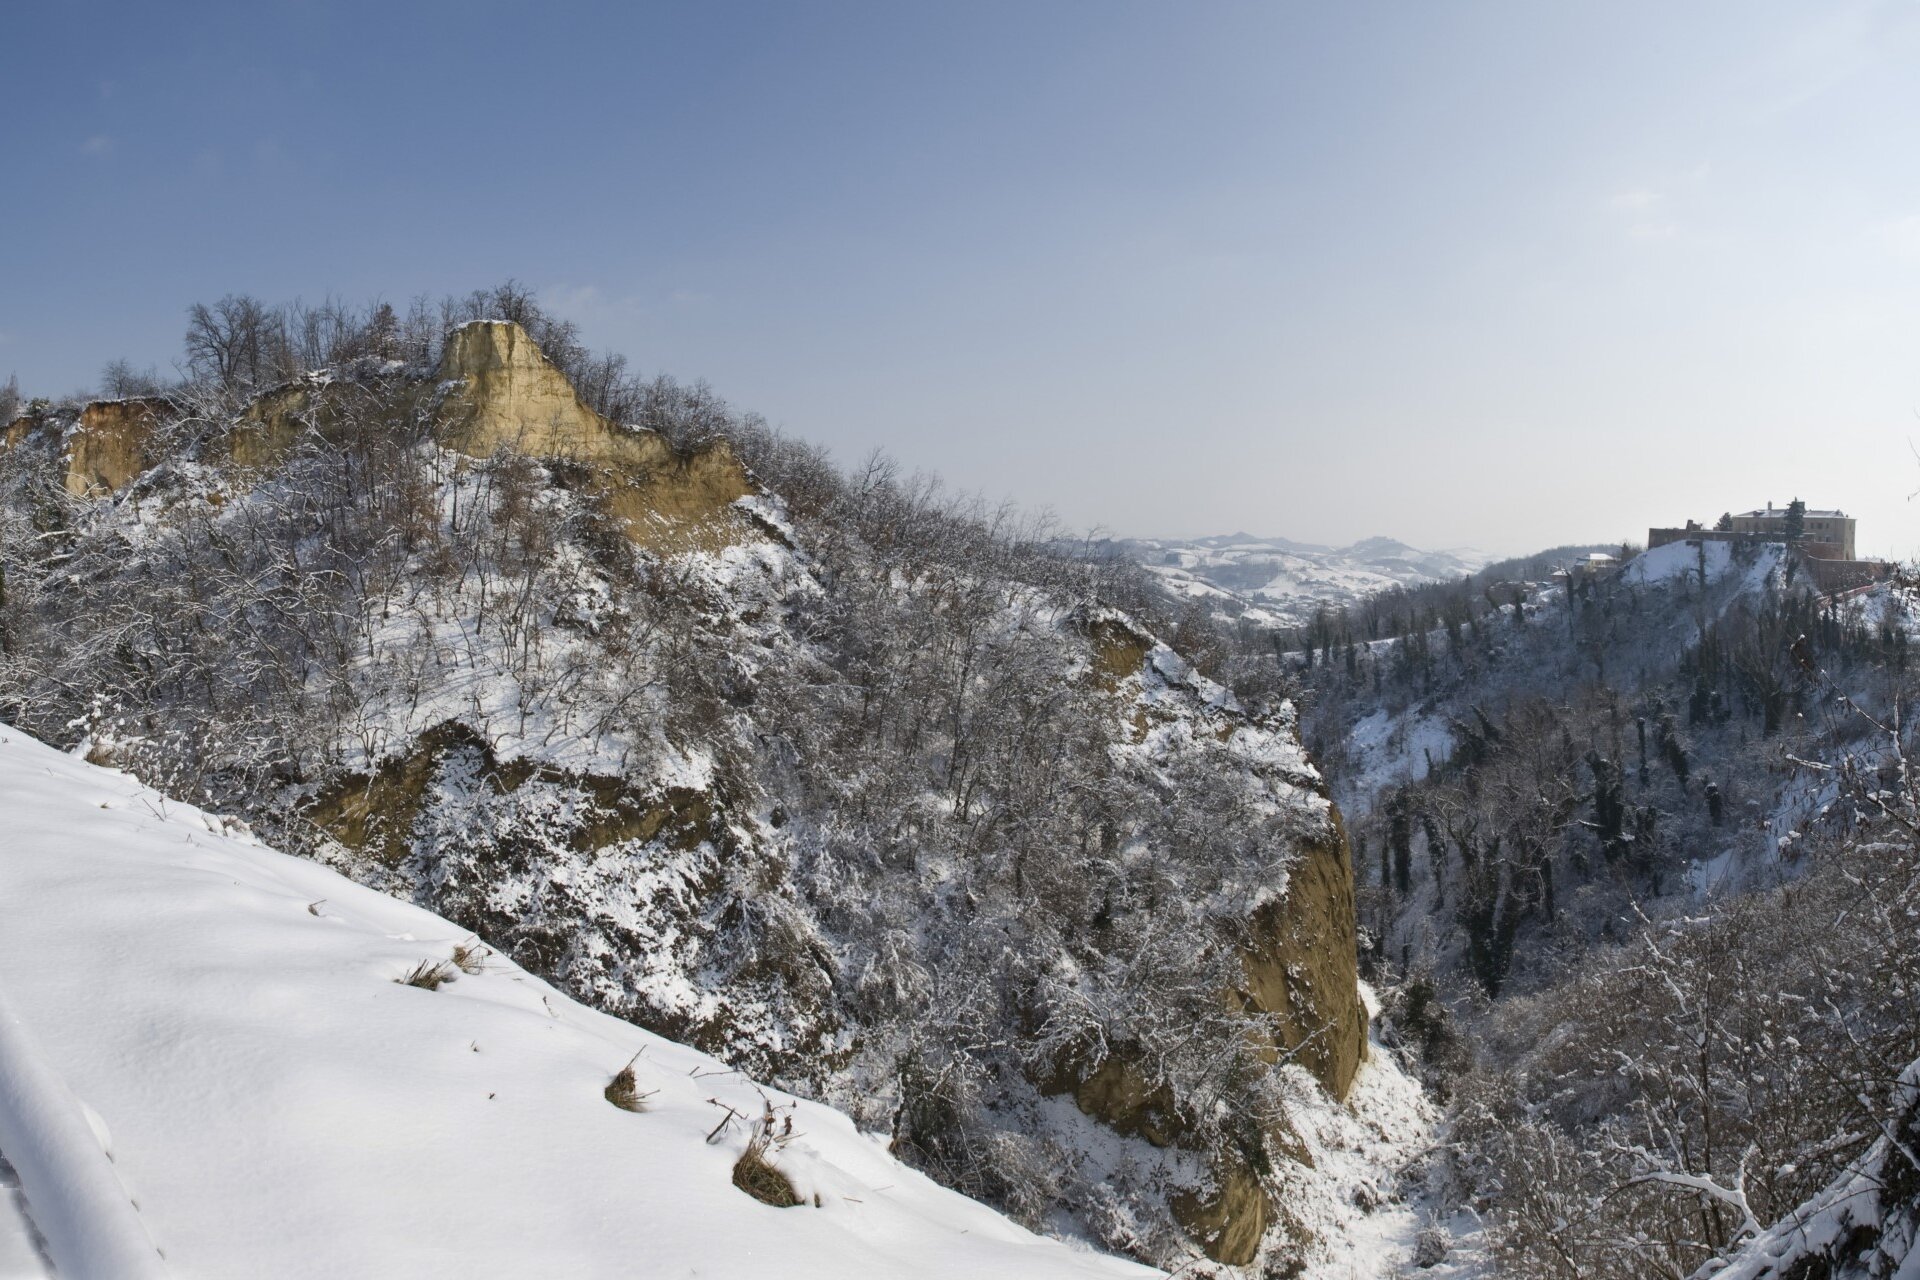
[7,320,762,553]
[0,723,1154,1280]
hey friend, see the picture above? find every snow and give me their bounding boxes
[1618,539,1790,597]
[1344,709,1453,800]
[0,724,1157,1280]
[1619,539,1735,587]
[1274,987,1490,1279]
[1123,536,1497,628]
[0,980,165,1278]
[1701,1057,1920,1280]
[0,1153,50,1280]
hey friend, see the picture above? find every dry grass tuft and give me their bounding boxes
[604,1054,657,1112]
[396,958,457,990]
[452,939,491,974]
[732,1132,801,1208]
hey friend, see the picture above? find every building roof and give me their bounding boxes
[1735,508,1847,519]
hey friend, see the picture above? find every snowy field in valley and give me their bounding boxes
[0,725,1158,1280]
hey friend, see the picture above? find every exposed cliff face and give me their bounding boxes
[435,321,609,458]
[1240,813,1367,1100]
[1089,617,1368,1102]
[1077,616,1370,1264]
[1181,824,1365,1265]
[0,398,176,499]
[3,413,46,451]
[436,322,756,550]
[62,324,756,553]
[1173,1156,1272,1267]
[300,720,842,1086]
[230,382,315,469]
[62,398,176,497]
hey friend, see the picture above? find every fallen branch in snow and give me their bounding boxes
[705,1100,744,1144]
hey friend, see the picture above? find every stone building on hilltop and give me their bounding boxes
[1647,500,1887,594]
[1729,501,1856,560]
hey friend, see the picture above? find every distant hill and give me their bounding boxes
[1090,533,1501,627]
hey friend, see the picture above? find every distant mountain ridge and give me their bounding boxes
[1096,532,1500,627]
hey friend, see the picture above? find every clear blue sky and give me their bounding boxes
[7,1,1920,557]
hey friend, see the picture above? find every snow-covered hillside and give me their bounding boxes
[1285,531,1920,1277]
[0,301,1461,1272]
[1100,534,1497,627]
[0,724,1156,1280]
[1616,537,1789,592]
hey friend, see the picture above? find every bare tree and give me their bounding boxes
[99,359,166,399]
[184,294,281,394]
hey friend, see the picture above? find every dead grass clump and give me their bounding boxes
[732,1131,801,1207]
[452,939,491,974]
[604,1054,657,1112]
[396,959,458,990]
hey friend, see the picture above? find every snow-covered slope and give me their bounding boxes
[0,724,1155,1280]
[1616,538,1789,592]
[1102,534,1496,628]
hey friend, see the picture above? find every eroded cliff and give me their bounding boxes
[435,322,757,549]
[50,322,757,552]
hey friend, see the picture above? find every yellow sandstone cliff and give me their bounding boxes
[435,322,756,550]
[44,324,756,552]
[61,398,176,498]
[1080,619,1370,1265]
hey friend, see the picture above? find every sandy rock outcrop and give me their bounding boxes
[436,322,756,550]
[56,326,755,554]
[229,382,315,469]
[1239,810,1368,1100]
[61,398,176,498]
[1073,617,1371,1264]
[3,413,45,451]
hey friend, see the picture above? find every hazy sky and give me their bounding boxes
[7,1,1920,557]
